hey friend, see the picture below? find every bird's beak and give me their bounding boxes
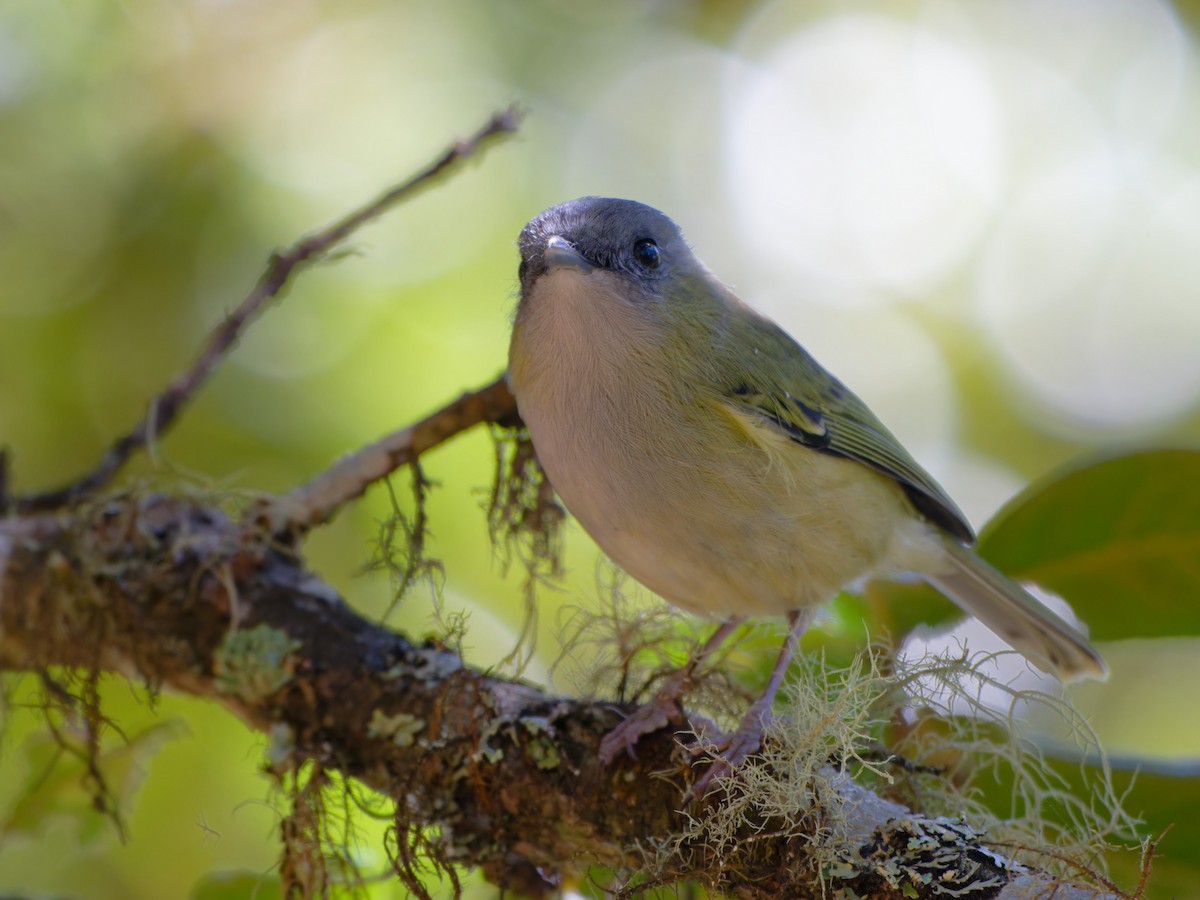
[544,235,593,273]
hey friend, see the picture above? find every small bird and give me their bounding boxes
[507,197,1106,787]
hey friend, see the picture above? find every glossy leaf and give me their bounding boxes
[864,449,1200,646]
[978,449,1200,640]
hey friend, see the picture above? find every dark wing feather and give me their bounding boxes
[719,313,975,545]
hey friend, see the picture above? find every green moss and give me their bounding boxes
[520,718,561,770]
[213,624,302,702]
[367,709,426,748]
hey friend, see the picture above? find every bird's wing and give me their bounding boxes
[716,313,975,544]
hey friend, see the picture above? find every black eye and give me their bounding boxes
[633,238,660,269]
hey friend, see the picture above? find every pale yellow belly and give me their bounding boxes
[511,351,919,618]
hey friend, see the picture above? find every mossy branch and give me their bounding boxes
[0,487,1120,899]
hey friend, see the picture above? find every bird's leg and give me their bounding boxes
[689,610,806,798]
[599,617,743,764]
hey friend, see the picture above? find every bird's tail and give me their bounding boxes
[925,537,1108,683]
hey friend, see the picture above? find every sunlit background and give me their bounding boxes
[2,1,1199,897]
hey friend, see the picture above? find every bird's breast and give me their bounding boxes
[508,272,919,617]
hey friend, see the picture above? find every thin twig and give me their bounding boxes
[1134,825,1171,899]
[252,374,519,533]
[9,106,523,514]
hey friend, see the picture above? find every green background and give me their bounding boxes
[2,1,1199,897]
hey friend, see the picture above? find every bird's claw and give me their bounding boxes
[598,694,681,764]
[686,698,773,799]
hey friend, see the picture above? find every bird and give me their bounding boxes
[506,196,1106,790]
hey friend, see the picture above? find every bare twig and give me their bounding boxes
[1135,826,1171,899]
[8,106,523,515]
[253,373,519,532]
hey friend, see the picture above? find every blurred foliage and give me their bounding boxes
[2,1,1200,898]
[982,449,1200,640]
[191,872,283,900]
[3,718,182,847]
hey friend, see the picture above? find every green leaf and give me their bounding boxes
[1014,638,1200,898]
[978,449,1200,640]
[964,747,1200,900]
[1063,760,1200,900]
[1025,637,1200,761]
[846,581,958,649]
[863,449,1200,646]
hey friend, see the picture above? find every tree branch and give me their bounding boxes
[0,486,1118,900]
[253,373,519,533]
[5,106,522,516]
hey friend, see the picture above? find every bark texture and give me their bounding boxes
[0,491,1116,899]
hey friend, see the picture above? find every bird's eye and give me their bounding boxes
[633,238,660,269]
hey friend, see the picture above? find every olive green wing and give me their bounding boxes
[718,315,975,545]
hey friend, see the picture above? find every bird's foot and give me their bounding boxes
[598,619,746,766]
[687,697,773,799]
[598,692,683,764]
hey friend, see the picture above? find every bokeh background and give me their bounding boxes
[2,0,1199,897]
